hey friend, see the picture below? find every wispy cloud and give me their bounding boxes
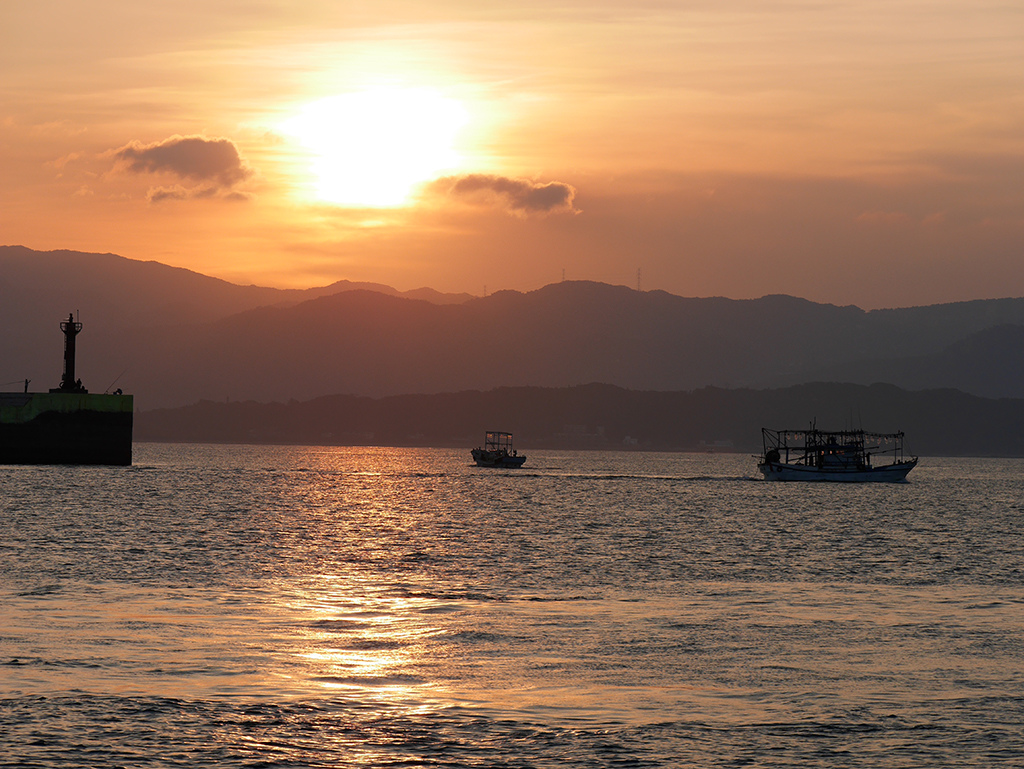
[430,174,578,216]
[146,185,252,204]
[111,135,253,201]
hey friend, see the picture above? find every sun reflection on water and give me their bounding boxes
[278,575,451,706]
[7,446,1024,765]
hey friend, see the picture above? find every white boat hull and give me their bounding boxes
[759,459,917,483]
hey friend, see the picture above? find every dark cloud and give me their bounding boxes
[431,174,578,216]
[112,135,253,200]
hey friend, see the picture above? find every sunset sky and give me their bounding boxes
[3,1,1022,309]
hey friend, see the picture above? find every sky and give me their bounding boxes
[2,0,1023,309]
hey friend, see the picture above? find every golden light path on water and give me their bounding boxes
[3,447,1024,766]
[282,577,443,702]
[6,573,1023,728]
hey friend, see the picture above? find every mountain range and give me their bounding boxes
[3,245,1024,409]
[134,382,1024,457]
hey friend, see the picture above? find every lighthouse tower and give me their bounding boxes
[53,312,88,393]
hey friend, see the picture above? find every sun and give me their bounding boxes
[281,87,468,207]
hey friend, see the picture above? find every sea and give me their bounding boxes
[2,444,1023,767]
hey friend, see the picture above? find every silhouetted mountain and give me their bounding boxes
[802,324,1024,399]
[4,246,1024,407]
[0,246,472,396]
[135,382,1024,457]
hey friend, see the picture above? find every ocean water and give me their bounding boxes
[2,445,1023,767]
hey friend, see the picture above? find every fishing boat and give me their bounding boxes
[471,431,526,468]
[757,426,917,482]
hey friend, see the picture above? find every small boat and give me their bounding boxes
[757,426,917,482]
[472,431,527,468]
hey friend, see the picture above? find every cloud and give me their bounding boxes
[856,210,913,227]
[856,209,947,229]
[111,135,253,201]
[431,174,578,216]
[146,184,252,204]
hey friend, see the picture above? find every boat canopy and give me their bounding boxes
[761,427,912,468]
[483,431,516,452]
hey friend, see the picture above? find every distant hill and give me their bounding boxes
[3,246,1024,407]
[800,324,1024,398]
[135,382,1024,457]
[0,246,473,399]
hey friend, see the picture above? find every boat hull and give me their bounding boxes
[471,449,526,468]
[0,392,133,465]
[758,459,917,483]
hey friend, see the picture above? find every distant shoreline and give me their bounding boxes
[134,382,1024,458]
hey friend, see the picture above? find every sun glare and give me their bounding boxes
[281,88,468,207]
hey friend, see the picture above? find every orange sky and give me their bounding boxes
[2,1,1022,309]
